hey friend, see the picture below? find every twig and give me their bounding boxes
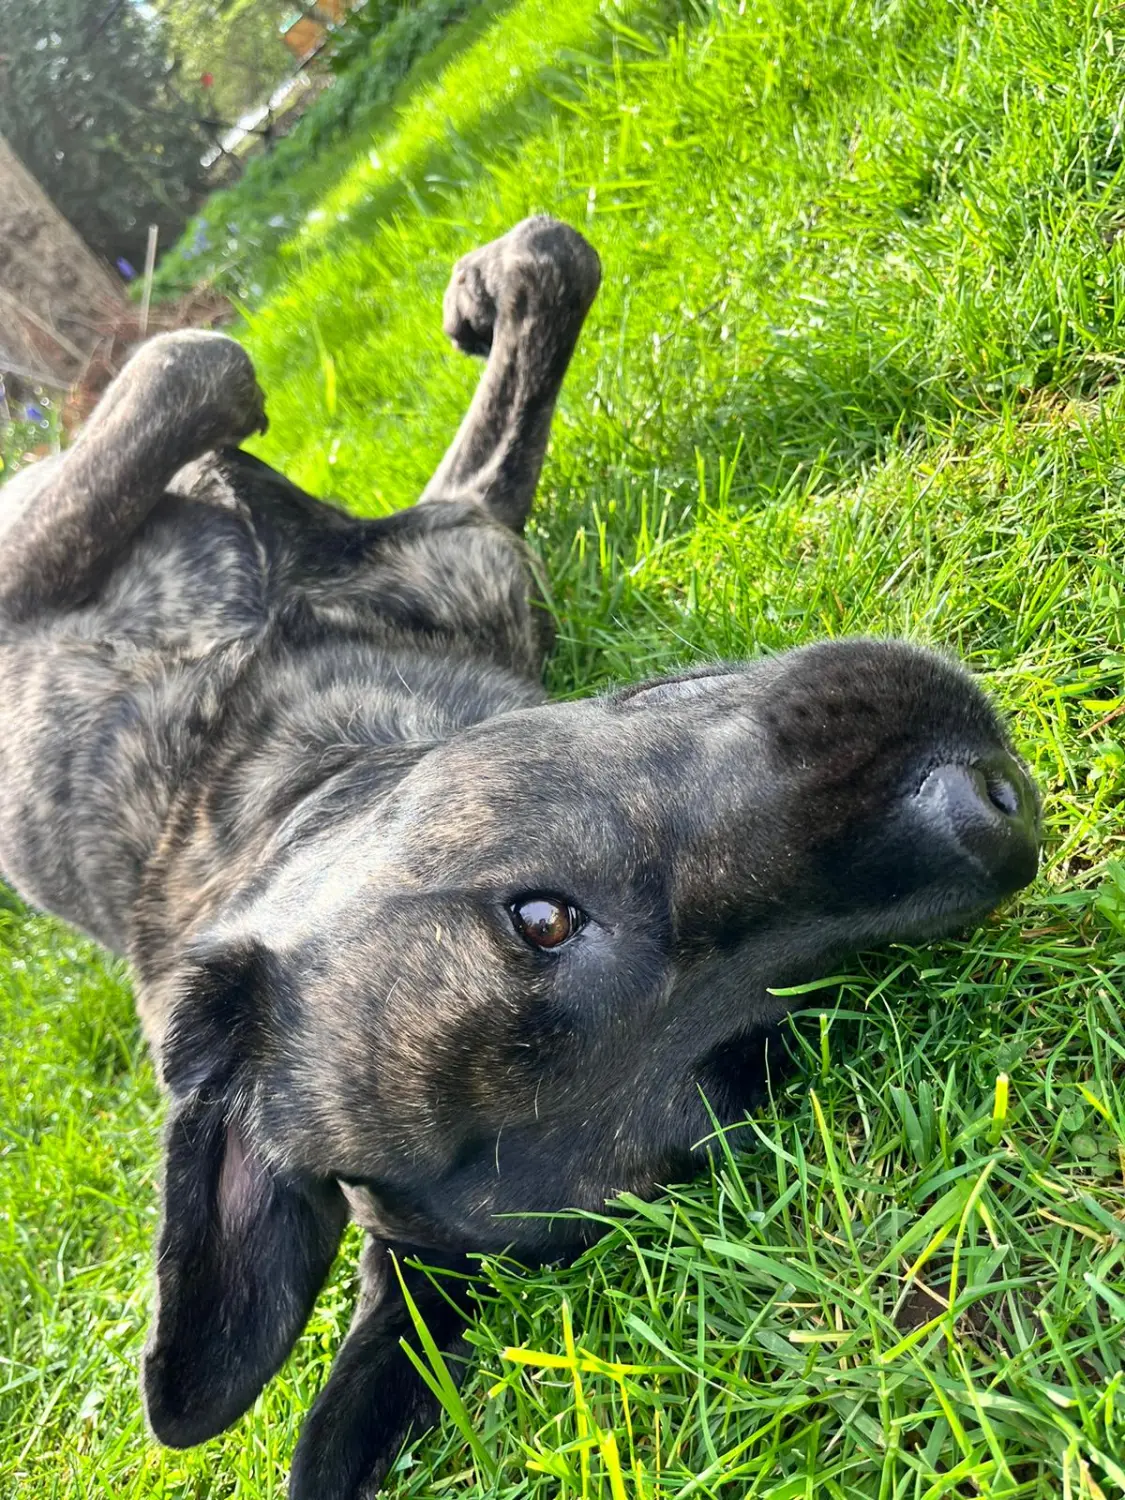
[139,225,159,338]
[0,287,90,365]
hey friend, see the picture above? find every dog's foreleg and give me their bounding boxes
[0,331,265,623]
[420,216,601,530]
[288,1240,475,1500]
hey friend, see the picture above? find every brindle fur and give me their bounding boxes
[0,218,1039,1499]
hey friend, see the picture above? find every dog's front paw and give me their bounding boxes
[121,331,268,447]
[441,216,601,357]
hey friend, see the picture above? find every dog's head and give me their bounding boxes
[142,637,1039,1445]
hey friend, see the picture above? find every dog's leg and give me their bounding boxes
[420,216,601,530]
[288,1239,475,1500]
[0,331,265,624]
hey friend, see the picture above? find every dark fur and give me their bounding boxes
[0,218,1039,1498]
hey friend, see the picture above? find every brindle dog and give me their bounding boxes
[0,218,1039,1498]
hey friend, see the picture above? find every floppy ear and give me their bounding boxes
[142,942,348,1447]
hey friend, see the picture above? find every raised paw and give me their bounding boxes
[441,216,601,357]
[98,330,268,450]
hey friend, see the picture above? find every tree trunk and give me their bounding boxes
[0,133,126,390]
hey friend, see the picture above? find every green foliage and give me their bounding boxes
[0,0,209,268]
[152,0,300,122]
[5,0,1125,1495]
[0,388,60,481]
[328,0,414,75]
[151,0,485,299]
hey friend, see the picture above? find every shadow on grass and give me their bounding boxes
[281,0,532,232]
[284,84,581,271]
[158,0,530,299]
[280,0,705,273]
[264,0,950,530]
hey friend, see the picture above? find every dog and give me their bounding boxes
[0,217,1040,1499]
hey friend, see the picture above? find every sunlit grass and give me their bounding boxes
[3,0,1125,1494]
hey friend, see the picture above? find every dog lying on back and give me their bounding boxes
[0,218,1039,1498]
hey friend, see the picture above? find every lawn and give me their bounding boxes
[3,0,1125,1494]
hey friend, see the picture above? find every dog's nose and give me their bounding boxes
[913,751,1039,895]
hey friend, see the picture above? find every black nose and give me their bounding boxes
[914,751,1039,895]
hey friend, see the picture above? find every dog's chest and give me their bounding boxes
[75,491,269,658]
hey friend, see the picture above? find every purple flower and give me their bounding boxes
[24,404,44,423]
[117,258,136,280]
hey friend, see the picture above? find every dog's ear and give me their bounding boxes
[142,940,348,1447]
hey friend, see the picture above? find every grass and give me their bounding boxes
[150,0,520,302]
[0,399,58,481]
[3,0,1125,1493]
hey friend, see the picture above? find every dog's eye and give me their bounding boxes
[510,895,585,950]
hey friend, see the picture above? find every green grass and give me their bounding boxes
[4,0,1125,1493]
[0,400,58,482]
[150,0,521,302]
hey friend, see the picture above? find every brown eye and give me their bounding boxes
[510,896,584,950]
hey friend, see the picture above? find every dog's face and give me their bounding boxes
[145,637,1039,1446]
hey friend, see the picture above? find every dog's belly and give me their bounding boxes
[0,478,275,947]
[0,633,251,951]
[0,453,547,964]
